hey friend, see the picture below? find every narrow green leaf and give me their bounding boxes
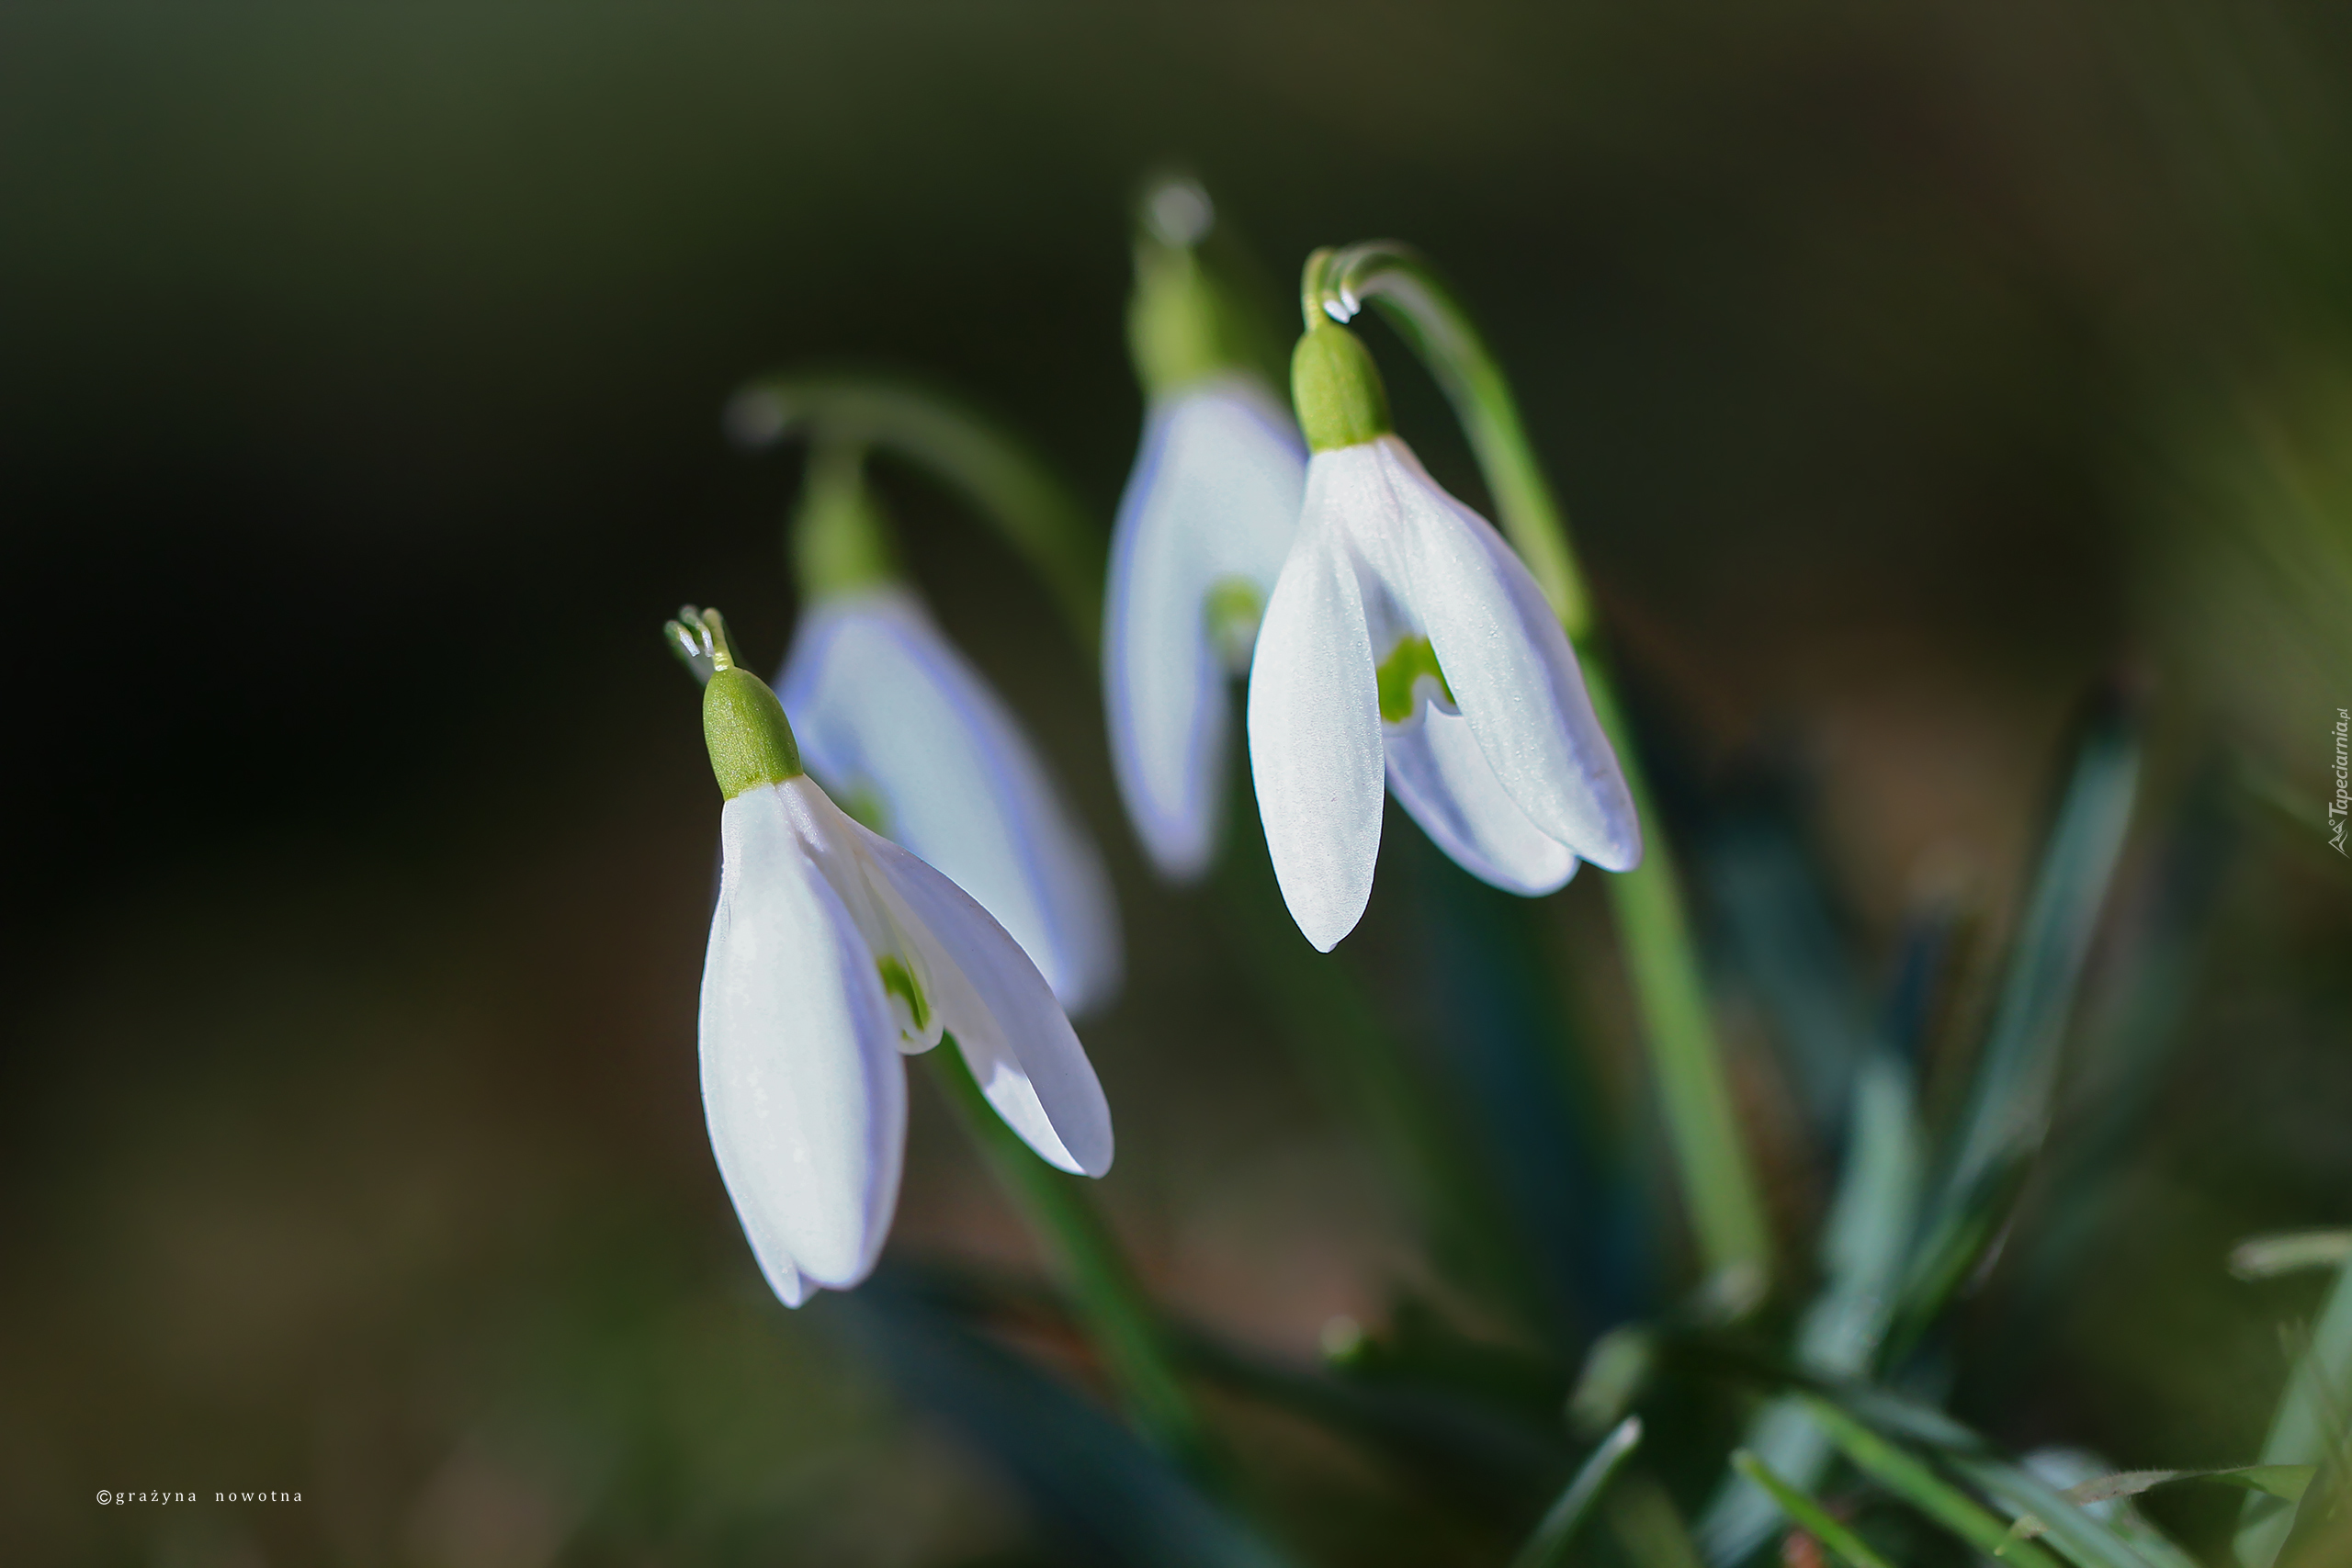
[925,1046,1220,1484]
[1731,1450,1895,1568]
[2008,1464,2319,1541]
[1704,807,1878,1139]
[1957,1456,2158,1568]
[1509,1418,1644,1568]
[1610,1474,1710,1568]
[2239,1259,2352,1568]
[2044,1464,2312,1510]
[1900,695,2142,1336]
[1697,1056,1924,1564]
[1213,828,1554,1334]
[2233,1232,2352,1280]
[1802,1397,2064,1568]
[847,1274,1291,1568]
[2211,1464,2320,1502]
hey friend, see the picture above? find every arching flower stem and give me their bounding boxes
[923,1044,1226,1486]
[727,374,1105,653]
[1303,243,1773,1300]
[1303,243,1586,637]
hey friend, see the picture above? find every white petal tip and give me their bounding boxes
[1588,827,1645,874]
[752,1247,813,1308]
[1296,909,1357,953]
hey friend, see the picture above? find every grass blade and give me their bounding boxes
[1510,1417,1645,1568]
[1611,1473,1711,1568]
[926,1045,1219,1483]
[1898,691,2143,1337]
[1956,1456,2158,1568]
[2234,1233,2352,1280]
[1705,798,1877,1140]
[1801,1396,2064,1568]
[1214,807,1555,1335]
[1697,1055,1924,1563]
[1730,1449,1894,1568]
[2239,1258,2352,1568]
[842,1272,1290,1568]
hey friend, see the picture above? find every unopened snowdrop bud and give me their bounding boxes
[1247,322,1641,952]
[678,606,1114,1309]
[777,449,1123,1016]
[1105,177,1307,879]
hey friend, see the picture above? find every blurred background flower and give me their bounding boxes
[6,3,2352,1565]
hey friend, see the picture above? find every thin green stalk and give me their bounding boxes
[1304,242,1773,1294]
[1730,1450,1894,1568]
[727,373,1105,650]
[924,1043,1218,1481]
[1303,243,1586,634]
[1510,1417,1645,1568]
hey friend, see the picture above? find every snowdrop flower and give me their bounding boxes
[672,607,1114,1306]
[779,446,1122,1016]
[1104,178,1306,879]
[1246,321,1642,952]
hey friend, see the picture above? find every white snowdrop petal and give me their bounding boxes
[1247,453,1387,951]
[1104,380,1305,881]
[1385,706,1580,896]
[750,1243,811,1308]
[1374,438,1643,873]
[700,786,909,1292]
[782,590,1123,1015]
[858,825,1114,1177]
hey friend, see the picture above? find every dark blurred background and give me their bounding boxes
[5,3,2350,1563]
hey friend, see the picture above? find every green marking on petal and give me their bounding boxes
[876,954,932,1034]
[1203,576,1264,669]
[1376,635,1453,725]
[838,784,892,838]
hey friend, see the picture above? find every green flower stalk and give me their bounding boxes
[1275,240,1774,1298]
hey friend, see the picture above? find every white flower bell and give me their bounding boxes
[1246,323,1642,952]
[676,609,1114,1306]
[1103,179,1306,879]
[1106,379,1304,878]
[780,449,1122,1017]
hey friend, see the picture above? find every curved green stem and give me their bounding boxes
[1304,241,1774,1297]
[729,373,1104,651]
[924,1044,1223,1485]
[1303,243,1587,636]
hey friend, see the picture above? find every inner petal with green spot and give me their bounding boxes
[1376,635,1455,725]
[838,783,891,838]
[876,954,932,1040]
[1202,576,1265,671]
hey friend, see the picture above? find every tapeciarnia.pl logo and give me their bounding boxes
[2332,707,2349,857]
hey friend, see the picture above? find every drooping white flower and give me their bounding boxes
[1246,323,1641,952]
[777,444,1121,1018]
[1104,374,1304,879]
[678,610,1114,1306]
[782,585,1122,1017]
[1102,178,1309,880]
